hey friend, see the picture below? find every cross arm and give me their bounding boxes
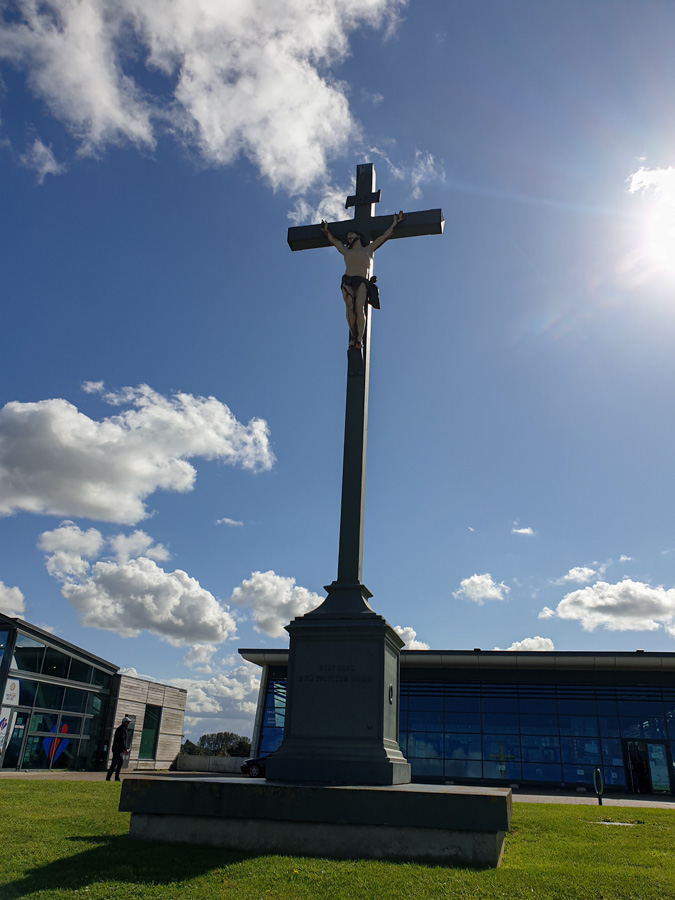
[287,209,444,251]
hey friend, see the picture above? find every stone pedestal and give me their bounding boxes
[120,778,512,868]
[265,583,410,786]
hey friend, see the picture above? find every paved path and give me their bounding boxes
[1,770,674,808]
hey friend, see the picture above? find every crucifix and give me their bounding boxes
[288,163,444,608]
[267,163,443,785]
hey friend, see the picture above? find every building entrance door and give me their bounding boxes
[625,740,672,794]
[0,709,30,769]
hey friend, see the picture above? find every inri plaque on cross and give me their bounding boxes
[266,163,444,786]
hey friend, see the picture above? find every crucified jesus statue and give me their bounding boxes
[321,211,404,349]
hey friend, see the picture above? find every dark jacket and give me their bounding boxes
[111,723,128,755]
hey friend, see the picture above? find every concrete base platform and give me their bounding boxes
[120,777,512,868]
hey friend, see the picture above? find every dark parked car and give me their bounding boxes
[240,756,267,777]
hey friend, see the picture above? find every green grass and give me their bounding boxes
[0,782,674,900]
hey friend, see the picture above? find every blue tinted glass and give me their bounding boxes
[522,763,562,782]
[603,766,626,787]
[30,712,56,732]
[399,694,408,711]
[408,710,443,732]
[620,717,667,739]
[560,737,601,765]
[62,688,86,713]
[410,757,443,777]
[444,696,480,712]
[482,714,519,734]
[618,701,663,717]
[519,698,556,715]
[482,735,520,761]
[482,697,518,713]
[557,699,595,715]
[563,764,594,784]
[445,735,481,760]
[668,719,675,740]
[559,716,598,736]
[13,635,45,673]
[483,761,521,780]
[398,732,407,754]
[407,732,443,759]
[446,760,482,779]
[407,694,444,711]
[596,699,619,716]
[519,714,558,735]
[520,735,560,762]
[0,631,8,668]
[259,730,283,754]
[601,739,624,767]
[35,682,64,710]
[444,712,481,733]
[263,708,284,728]
[597,716,620,737]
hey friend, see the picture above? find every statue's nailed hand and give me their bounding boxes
[393,210,404,225]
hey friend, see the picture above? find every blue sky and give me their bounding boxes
[2,0,675,739]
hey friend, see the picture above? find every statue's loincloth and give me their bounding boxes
[341,274,380,309]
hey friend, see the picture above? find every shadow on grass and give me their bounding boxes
[3,833,255,898]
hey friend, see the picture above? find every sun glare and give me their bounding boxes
[627,166,675,283]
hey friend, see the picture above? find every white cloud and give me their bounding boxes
[494,636,555,651]
[512,525,534,536]
[410,149,445,200]
[0,383,273,525]
[183,643,218,673]
[454,573,510,605]
[20,138,66,182]
[619,554,632,562]
[109,531,170,564]
[540,578,675,634]
[288,180,353,227]
[229,570,321,638]
[628,166,675,198]
[0,0,403,193]
[0,579,25,617]
[394,625,429,650]
[561,566,596,584]
[39,523,237,647]
[216,517,244,527]
[172,663,260,723]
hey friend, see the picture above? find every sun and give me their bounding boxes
[627,166,675,282]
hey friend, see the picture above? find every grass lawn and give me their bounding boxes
[0,782,673,899]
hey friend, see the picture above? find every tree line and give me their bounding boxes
[180,730,251,757]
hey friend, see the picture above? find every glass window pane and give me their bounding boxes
[63,688,87,713]
[519,698,557,715]
[483,761,522,780]
[445,760,482,779]
[22,735,49,769]
[49,734,76,769]
[444,712,481,733]
[598,716,620,738]
[408,710,443,732]
[560,737,601,765]
[398,732,407,755]
[91,669,111,689]
[407,694,444,711]
[519,714,558,736]
[259,730,283,755]
[618,701,663,717]
[444,696,480,712]
[35,682,64,710]
[562,764,594,784]
[139,705,161,760]
[445,735,482,760]
[482,713,519,734]
[0,630,9,668]
[30,712,57,732]
[559,715,598,736]
[558,699,595,715]
[69,659,93,684]
[620,717,667,740]
[15,678,36,706]
[482,697,518,713]
[86,693,103,716]
[60,715,82,735]
[522,763,562,782]
[483,735,520,763]
[42,648,70,679]
[520,735,561,762]
[13,635,45,673]
[407,732,443,759]
[596,699,619,716]
[601,738,624,767]
[603,766,626,787]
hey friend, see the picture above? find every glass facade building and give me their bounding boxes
[242,649,675,795]
[0,613,186,772]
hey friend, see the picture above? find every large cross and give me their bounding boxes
[288,163,444,612]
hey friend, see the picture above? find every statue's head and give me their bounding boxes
[346,231,368,248]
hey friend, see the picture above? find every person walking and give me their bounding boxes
[106,716,131,781]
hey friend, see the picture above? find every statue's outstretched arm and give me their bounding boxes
[370,211,404,252]
[321,220,345,254]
